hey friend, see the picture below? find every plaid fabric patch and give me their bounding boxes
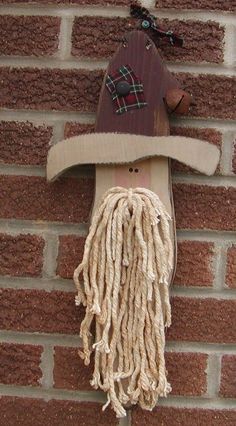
[106,64,147,115]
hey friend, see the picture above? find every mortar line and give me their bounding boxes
[206,354,222,398]
[0,57,235,75]
[0,219,235,241]
[0,56,109,70]
[0,274,236,298]
[0,219,89,236]
[52,121,65,145]
[1,110,236,131]
[0,384,106,403]
[212,242,227,290]
[42,233,59,280]
[156,395,236,409]
[170,117,236,131]
[0,330,236,353]
[0,163,94,177]
[0,164,46,177]
[40,345,54,389]
[224,24,236,67]
[1,163,236,185]
[171,287,236,299]
[221,131,236,175]
[0,110,96,123]
[218,244,230,290]
[0,276,75,292]
[211,242,220,290]
[177,230,236,242]
[0,383,235,409]
[58,15,74,60]
[119,410,131,426]
[172,174,236,187]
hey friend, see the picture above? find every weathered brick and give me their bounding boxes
[3,292,233,343]
[0,176,93,223]
[0,343,42,386]
[171,127,222,174]
[64,122,95,139]
[0,121,52,166]
[53,346,93,390]
[166,352,207,395]
[0,0,129,4]
[0,67,103,112]
[0,15,60,57]
[57,236,85,279]
[156,0,236,12]
[174,184,236,231]
[167,297,236,343]
[0,397,118,426]
[0,68,235,120]
[72,16,224,63]
[0,289,83,334]
[176,73,236,120]
[0,234,44,277]
[0,0,235,9]
[53,347,207,395]
[220,355,236,398]
[226,246,236,288]
[132,406,236,426]
[174,241,214,287]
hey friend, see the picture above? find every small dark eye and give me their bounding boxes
[134,168,139,173]
[129,168,133,173]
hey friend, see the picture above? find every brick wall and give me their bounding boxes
[0,0,235,425]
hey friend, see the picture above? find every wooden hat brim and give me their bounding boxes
[47,133,220,181]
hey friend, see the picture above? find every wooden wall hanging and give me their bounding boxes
[47,2,220,419]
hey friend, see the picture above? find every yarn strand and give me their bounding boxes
[74,187,173,418]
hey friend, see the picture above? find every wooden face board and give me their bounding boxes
[93,30,180,283]
[94,30,179,216]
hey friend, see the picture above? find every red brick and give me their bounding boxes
[226,246,236,288]
[220,355,236,398]
[0,121,52,166]
[53,347,207,396]
[0,15,60,57]
[0,67,103,112]
[176,73,236,120]
[0,0,235,9]
[72,16,224,63]
[156,0,236,12]
[0,397,118,426]
[0,234,44,277]
[53,346,93,391]
[0,343,42,386]
[0,175,93,223]
[57,239,214,287]
[174,241,214,287]
[64,122,95,139]
[57,236,85,279]
[0,0,129,4]
[0,289,83,334]
[174,184,236,231]
[167,297,236,343]
[171,127,222,174]
[132,406,236,426]
[0,68,235,120]
[166,352,207,396]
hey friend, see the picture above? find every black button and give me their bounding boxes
[115,80,131,96]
